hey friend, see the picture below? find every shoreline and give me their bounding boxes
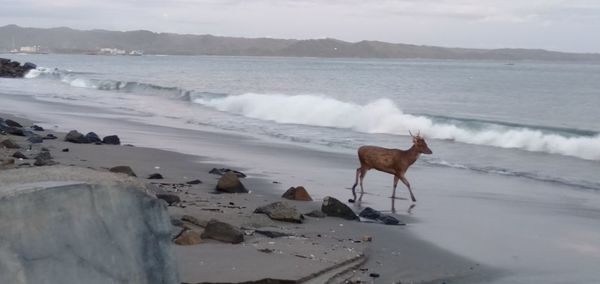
[0,112,493,283]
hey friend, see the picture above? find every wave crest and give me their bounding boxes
[193,93,600,161]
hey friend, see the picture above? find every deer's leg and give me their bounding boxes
[392,175,399,199]
[358,167,368,201]
[399,175,416,202]
[351,168,361,201]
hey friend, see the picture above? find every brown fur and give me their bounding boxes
[351,135,432,203]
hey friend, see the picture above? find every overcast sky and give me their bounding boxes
[1,0,600,53]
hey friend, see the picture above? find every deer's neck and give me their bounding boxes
[405,145,421,165]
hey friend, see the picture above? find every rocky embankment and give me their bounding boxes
[0,58,36,78]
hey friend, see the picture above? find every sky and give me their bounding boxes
[1,0,600,53]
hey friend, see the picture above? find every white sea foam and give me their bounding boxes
[194,93,600,161]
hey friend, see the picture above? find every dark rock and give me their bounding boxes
[5,119,22,128]
[171,218,185,228]
[148,173,164,179]
[1,139,21,149]
[359,207,403,225]
[31,125,44,131]
[359,207,382,220]
[0,59,37,78]
[62,148,69,152]
[109,165,136,177]
[200,219,244,244]
[181,215,207,227]
[281,186,313,201]
[305,210,326,218]
[23,62,37,69]
[5,127,25,136]
[254,202,303,223]
[85,132,102,143]
[216,171,248,193]
[255,230,291,238]
[27,136,44,144]
[43,134,57,140]
[102,135,121,145]
[186,179,202,185]
[34,151,57,166]
[12,151,28,159]
[209,167,247,178]
[156,194,181,206]
[321,196,359,220]
[65,130,90,143]
[378,215,403,225]
[174,230,203,246]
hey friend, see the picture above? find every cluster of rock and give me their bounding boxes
[1,118,59,169]
[0,58,37,78]
[64,130,121,145]
[0,117,53,142]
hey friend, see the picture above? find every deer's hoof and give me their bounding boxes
[348,199,355,203]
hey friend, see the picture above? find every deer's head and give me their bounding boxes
[410,131,432,154]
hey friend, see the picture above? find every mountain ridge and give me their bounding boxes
[1,24,599,61]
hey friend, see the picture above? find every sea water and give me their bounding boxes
[2,54,600,283]
[3,54,599,190]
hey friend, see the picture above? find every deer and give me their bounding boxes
[349,131,432,203]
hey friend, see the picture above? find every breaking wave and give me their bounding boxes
[25,67,600,161]
[193,93,600,161]
[25,67,225,100]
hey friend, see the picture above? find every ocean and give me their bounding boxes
[2,54,600,283]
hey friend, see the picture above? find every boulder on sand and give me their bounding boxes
[281,186,313,201]
[148,173,164,179]
[254,201,304,223]
[34,151,58,166]
[102,135,121,145]
[174,230,203,246]
[65,130,90,144]
[1,139,21,149]
[359,207,403,225]
[5,119,22,128]
[85,132,102,143]
[12,151,28,159]
[321,196,359,220]
[216,171,248,193]
[109,165,137,177]
[156,194,181,206]
[209,168,247,178]
[200,219,244,244]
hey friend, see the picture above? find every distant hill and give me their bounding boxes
[1,24,599,61]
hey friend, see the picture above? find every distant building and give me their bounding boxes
[10,45,42,53]
[99,48,127,55]
[128,50,144,56]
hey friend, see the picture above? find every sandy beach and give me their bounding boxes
[0,111,491,283]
